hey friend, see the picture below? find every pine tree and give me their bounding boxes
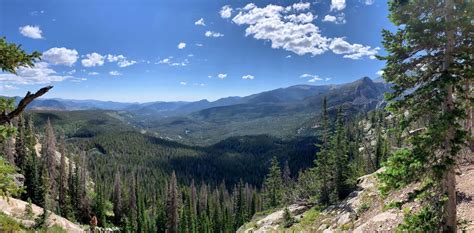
[14,115,26,170]
[58,133,69,217]
[263,157,283,208]
[42,119,58,212]
[314,96,331,205]
[113,170,123,224]
[282,207,295,228]
[379,0,472,230]
[166,171,179,233]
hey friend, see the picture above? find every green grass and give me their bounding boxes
[298,207,320,226]
[0,212,24,232]
[0,212,68,233]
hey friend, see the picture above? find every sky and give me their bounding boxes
[0,0,395,102]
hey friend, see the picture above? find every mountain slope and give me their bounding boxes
[132,77,389,144]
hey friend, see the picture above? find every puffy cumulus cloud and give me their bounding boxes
[330,0,346,11]
[81,52,105,67]
[322,13,346,24]
[180,81,187,85]
[300,74,323,83]
[286,2,311,11]
[109,70,122,76]
[232,3,329,56]
[284,12,315,23]
[0,62,76,84]
[242,74,255,80]
[220,5,233,19]
[117,60,137,67]
[329,37,379,59]
[218,73,227,79]
[376,70,384,76]
[195,18,206,26]
[227,3,378,59]
[19,25,43,39]
[178,42,186,49]
[106,54,125,62]
[205,31,224,38]
[42,47,78,66]
[106,54,137,67]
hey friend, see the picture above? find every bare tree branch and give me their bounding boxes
[0,86,53,125]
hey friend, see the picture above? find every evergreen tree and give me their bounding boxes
[58,133,69,217]
[42,119,58,212]
[263,157,283,208]
[113,170,123,224]
[314,96,332,205]
[282,207,295,228]
[166,171,179,233]
[379,0,472,230]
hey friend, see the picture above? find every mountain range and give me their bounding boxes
[18,77,388,115]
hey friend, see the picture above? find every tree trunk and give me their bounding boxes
[442,0,456,231]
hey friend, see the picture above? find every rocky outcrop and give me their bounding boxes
[0,196,85,232]
[237,161,474,232]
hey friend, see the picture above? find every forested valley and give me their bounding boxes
[0,0,472,232]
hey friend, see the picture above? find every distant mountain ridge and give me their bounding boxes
[13,77,389,118]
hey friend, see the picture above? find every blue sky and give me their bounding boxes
[0,0,394,102]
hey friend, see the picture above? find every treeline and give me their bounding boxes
[291,97,394,207]
[1,115,92,225]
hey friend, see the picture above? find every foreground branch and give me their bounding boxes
[0,86,53,125]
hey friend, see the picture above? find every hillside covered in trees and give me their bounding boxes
[0,0,473,232]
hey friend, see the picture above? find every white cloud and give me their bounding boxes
[109,70,122,76]
[284,12,315,23]
[364,0,375,5]
[81,52,105,67]
[220,5,233,19]
[67,69,76,75]
[286,55,292,58]
[187,54,194,57]
[300,73,325,82]
[226,3,378,59]
[208,75,213,78]
[376,70,384,76]
[117,59,137,67]
[106,54,137,67]
[218,73,227,79]
[88,72,99,75]
[242,74,255,80]
[322,13,346,24]
[232,4,329,56]
[0,62,75,84]
[106,54,125,62]
[195,18,206,26]
[19,25,43,39]
[157,58,171,64]
[329,37,379,60]
[42,47,78,66]
[157,57,188,67]
[0,85,18,90]
[288,2,311,11]
[178,42,186,49]
[205,31,224,38]
[330,0,346,11]
[180,81,187,85]
[195,43,204,47]
[194,83,207,87]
